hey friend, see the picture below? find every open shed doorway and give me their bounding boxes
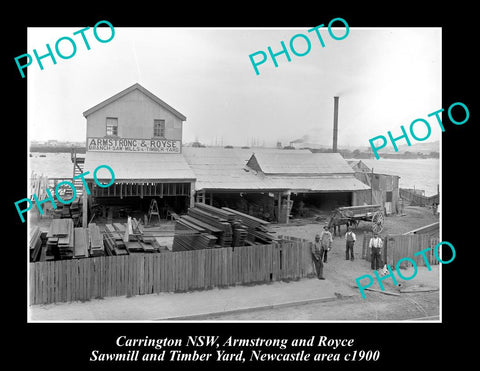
[290,192,353,219]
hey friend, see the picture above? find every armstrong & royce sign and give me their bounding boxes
[87,137,181,153]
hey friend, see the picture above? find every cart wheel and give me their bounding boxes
[372,211,385,233]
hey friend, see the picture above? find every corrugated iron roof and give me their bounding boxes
[266,175,371,192]
[182,147,271,190]
[182,148,370,192]
[84,151,196,181]
[251,152,355,175]
[82,147,370,191]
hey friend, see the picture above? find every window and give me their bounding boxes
[106,117,118,136]
[386,191,393,202]
[154,119,166,137]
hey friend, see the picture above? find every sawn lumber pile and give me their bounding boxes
[33,217,165,262]
[172,203,278,251]
[88,223,105,257]
[46,218,74,260]
[104,218,162,254]
[29,226,46,262]
[71,223,105,259]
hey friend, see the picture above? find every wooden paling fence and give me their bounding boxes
[399,188,439,207]
[362,232,440,268]
[29,241,315,305]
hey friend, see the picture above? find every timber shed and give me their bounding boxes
[182,148,370,223]
[349,160,401,215]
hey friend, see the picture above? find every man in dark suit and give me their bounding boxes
[311,234,325,280]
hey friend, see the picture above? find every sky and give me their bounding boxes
[27,26,441,148]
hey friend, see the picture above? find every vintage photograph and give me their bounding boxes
[26,26,441,322]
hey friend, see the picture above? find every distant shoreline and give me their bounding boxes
[29,146,439,159]
[30,146,86,154]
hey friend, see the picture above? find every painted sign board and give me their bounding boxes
[87,137,181,153]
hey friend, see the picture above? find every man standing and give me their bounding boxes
[369,233,383,270]
[319,225,333,263]
[311,234,325,280]
[345,227,356,261]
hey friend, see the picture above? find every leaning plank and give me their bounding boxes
[74,228,89,258]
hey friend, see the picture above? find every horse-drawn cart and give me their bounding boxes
[327,204,385,235]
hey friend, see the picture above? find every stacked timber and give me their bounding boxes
[188,204,234,247]
[107,220,161,254]
[73,227,89,258]
[46,218,74,260]
[195,203,236,222]
[221,207,279,245]
[172,217,217,251]
[103,233,127,256]
[123,217,143,242]
[29,226,43,262]
[172,204,277,250]
[53,204,71,219]
[104,224,129,255]
[231,221,248,247]
[88,223,105,257]
[45,238,58,261]
[70,200,81,225]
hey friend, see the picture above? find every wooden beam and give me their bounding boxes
[277,193,281,223]
[286,192,290,224]
[82,192,88,227]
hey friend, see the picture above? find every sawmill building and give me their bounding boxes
[80,83,195,226]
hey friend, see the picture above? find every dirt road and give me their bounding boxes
[198,290,439,321]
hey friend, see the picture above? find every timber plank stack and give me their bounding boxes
[222,207,279,245]
[29,226,43,262]
[73,227,89,258]
[46,218,74,260]
[172,204,278,251]
[172,217,217,251]
[104,224,129,255]
[107,220,161,254]
[35,218,166,261]
[70,200,81,226]
[88,223,105,257]
[188,204,234,246]
[231,221,248,247]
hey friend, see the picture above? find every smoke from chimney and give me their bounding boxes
[333,96,339,152]
[290,134,309,144]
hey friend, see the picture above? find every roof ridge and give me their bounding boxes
[82,83,187,121]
